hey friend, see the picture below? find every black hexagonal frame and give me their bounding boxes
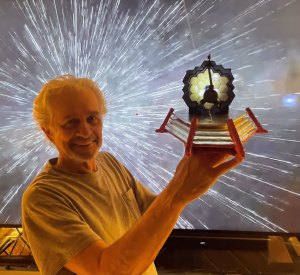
[182,59,235,115]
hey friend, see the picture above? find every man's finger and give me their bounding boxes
[213,155,244,175]
[192,147,236,156]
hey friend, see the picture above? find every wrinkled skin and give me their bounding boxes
[172,147,241,204]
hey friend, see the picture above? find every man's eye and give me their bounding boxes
[63,120,77,128]
[88,116,99,124]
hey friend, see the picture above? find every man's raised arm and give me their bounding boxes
[65,149,243,275]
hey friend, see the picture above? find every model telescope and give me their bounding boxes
[156,54,268,157]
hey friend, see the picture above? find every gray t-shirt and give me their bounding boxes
[22,151,157,275]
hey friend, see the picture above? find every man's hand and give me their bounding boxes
[171,147,243,205]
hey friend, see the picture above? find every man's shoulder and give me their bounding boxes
[98,150,115,160]
[98,151,123,167]
[23,172,57,198]
[22,161,66,203]
[26,164,59,188]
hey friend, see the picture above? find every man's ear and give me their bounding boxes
[42,127,54,143]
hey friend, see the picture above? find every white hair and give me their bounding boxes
[33,74,107,129]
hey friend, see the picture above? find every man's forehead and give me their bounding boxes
[49,88,101,120]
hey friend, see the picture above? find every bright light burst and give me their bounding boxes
[0,0,300,232]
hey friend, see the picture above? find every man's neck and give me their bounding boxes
[55,157,98,174]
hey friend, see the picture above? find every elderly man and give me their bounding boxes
[22,75,243,275]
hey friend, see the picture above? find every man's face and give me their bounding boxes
[45,88,103,165]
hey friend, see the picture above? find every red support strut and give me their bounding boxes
[246,107,268,133]
[185,116,197,157]
[227,119,245,158]
[155,108,174,133]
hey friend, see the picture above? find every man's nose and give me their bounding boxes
[77,121,92,137]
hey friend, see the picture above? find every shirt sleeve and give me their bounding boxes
[22,186,101,275]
